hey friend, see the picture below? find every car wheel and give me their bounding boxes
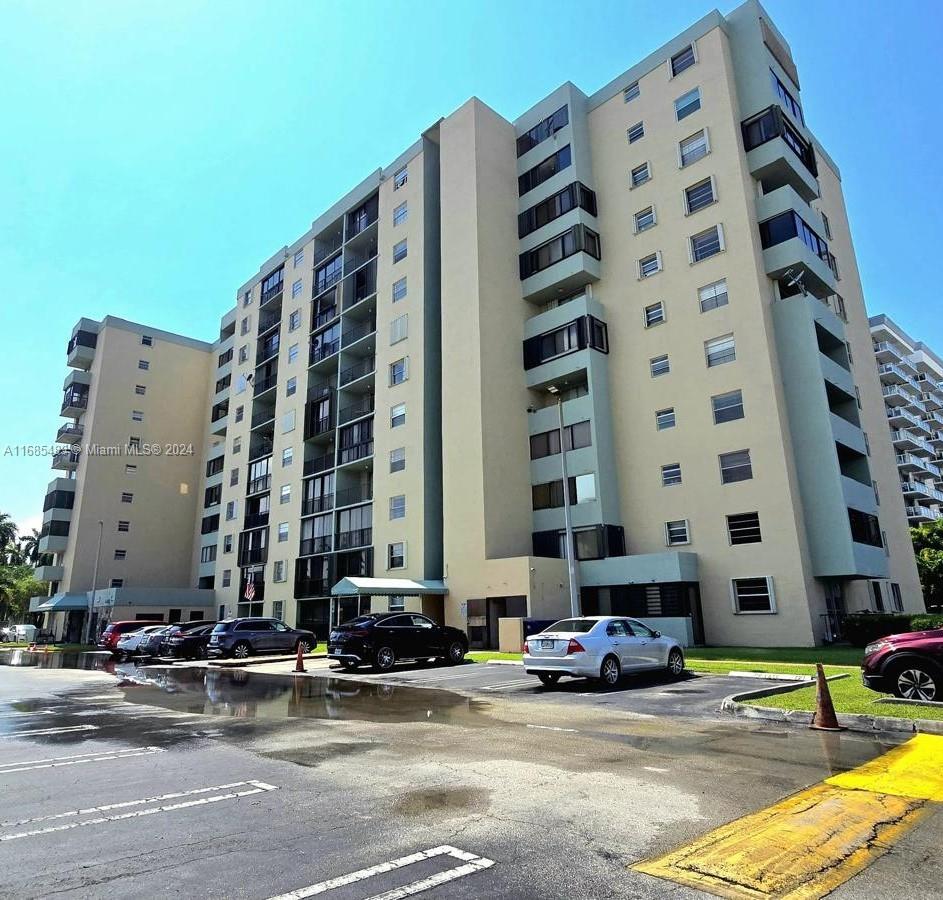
[296,639,312,654]
[232,641,252,660]
[667,648,685,678]
[893,663,939,702]
[537,673,561,687]
[373,646,396,672]
[446,641,466,665]
[599,655,621,688]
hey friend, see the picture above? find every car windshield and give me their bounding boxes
[211,623,230,633]
[544,618,597,634]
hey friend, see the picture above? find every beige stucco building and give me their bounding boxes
[35,1,924,647]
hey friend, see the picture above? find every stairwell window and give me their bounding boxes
[393,201,408,226]
[131,410,144,422]
[690,225,724,262]
[627,121,645,144]
[732,576,775,613]
[711,389,744,424]
[644,302,665,327]
[655,408,676,430]
[390,495,406,520]
[638,252,662,278]
[661,463,682,486]
[665,519,690,546]
[699,279,728,312]
[390,357,409,385]
[393,239,408,263]
[634,206,656,233]
[670,43,696,77]
[674,87,701,120]
[390,314,408,345]
[630,162,651,187]
[392,277,407,302]
[391,403,406,428]
[623,81,640,102]
[650,354,670,377]
[117,521,130,533]
[679,130,709,167]
[388,542,406,569]
[291,279,302,298]
[293,249,304,267]
[138,359,150,371]
[727,511,762,544]
[393,166,407,189]
[719,449,753,484]
[114,549,127,560]
[390,447,406,472]
[289,309,301,331]
[141,335,153,346]
[705,334,736,367]
[684,178,715,214]
[121,492,133,503]
[135,384,146,395]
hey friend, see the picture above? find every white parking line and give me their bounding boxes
[0,780,277,842]
[0,746,165,775]
[480,679,537,692]
[5,725,98,738]
[266,845,494,900]
[0,710,55,719]
[525,724,578,733]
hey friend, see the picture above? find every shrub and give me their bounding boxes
[909,614,943,633]
[843,614,913,647]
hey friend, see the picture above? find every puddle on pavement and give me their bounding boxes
[393,787,487,818]
[112,666,492,727]
[0,649,116,672]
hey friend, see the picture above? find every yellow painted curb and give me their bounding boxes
[825,733,943,801]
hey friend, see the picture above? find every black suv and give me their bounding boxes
[207,618,315,659]
[328,613,468,671]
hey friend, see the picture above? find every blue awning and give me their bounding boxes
[33,593,89,612]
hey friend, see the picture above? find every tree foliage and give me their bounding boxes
[0,514,47,625]
[911,520,943,611]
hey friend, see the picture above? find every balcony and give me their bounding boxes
[256,335,280,364]
[338,440,373,466]
[922,391,943,413]
[314,229,344,266]
[309,337,340,367]
[258,310,281,336]
[260,277,283,308]
[339,356,375,387]
[906,505,938,524]
[313,265,343,299]
[341,317,376,349]
[760,212,837,300]
[891,429,931,455]
[342,257,377,310]
[346,195,379,241]
[896,453,929,475]
[299,537,332,557]
[303,409,335,441]
[56,423,83,445]
[741,105,818,203]
[243,511,270,530]
[66,329,97,369]
[51,449,80,472]
[246,474,272,496]
[38,521,70,555]
[34,563,65,583]
[251,408,275,431]
[301,493,334,516]
[253,372,278,397]
[878,363,909,385]
[61,391,89,417]
[237,546,268,566]
[312,296,339,332]
[873,341,906,365]
[882,384,921,410]
[335,528,372,551]
[901,480,932,499]
[303,452,335,477]
[295,576,334,599]
[338,395,374,426]
[335,485,372,507]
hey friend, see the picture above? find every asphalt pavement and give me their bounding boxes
[1,657,941,899]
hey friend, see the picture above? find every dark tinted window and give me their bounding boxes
[546,618,596,633]
[379,615,412,627]
[410,615,435,627]
[340,616,376,628]
[211,623,231,633]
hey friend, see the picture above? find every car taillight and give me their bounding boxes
[347,629,369,638]
[566,639,585,655]
[522,641,530,654]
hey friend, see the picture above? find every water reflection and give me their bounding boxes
[0,649,116,672]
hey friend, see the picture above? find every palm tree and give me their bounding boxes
[0,513,17,550]
[19,529,41,566]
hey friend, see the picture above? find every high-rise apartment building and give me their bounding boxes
[34,1,924,647]
[869,314,943,532]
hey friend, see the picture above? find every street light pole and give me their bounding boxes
[550,388,581,618]
[83,520,104,645]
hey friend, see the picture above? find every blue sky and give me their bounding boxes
[1,0,940,535]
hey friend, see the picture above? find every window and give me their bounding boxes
[288,343,299,364]
[732,577,775,613]
[627,121,644,143]
[390,447,406,472]
[705,334,736,367]
[532,474,597,510]
[201,514,219,535]
[849,508,883,547]
[684,178,715,214]
[392,239,407,263]
[759,211,833,273]
[128,436,141,451]
[644,302,665,327]
[529,421,592,459]
[390,495,406,519]
[390,314,408,344]
[634,206,656,232]
[273,563,286,584]
[650,354,670,377]
[638,252,662,278]
[675,87,701,120]
[233,437,241,454]
[712,389,744,424]
[282,410,296,433]
[286,376,297,397]
[518,182,597,238]
[390,357,409,385]
[280,485,291,504]
[393,166,407,189]
[392,277,407,302]
[200,545,217,564]
[519,224,600,279]
[522,316,608,369]
[114,549,127,560]
[110,579,124,588]
[517,104,568,156]
[665,519,690,545]
[890,582,904,612]
[238,345,248,364]
[727,512,762,544]
[821,211,832,240]
[230,468,239,487]
[138,359,149,371]
[661,463,682,486]
[393,201,408,226]
[240,316,251,336]
[222,570,232,588]
[282,447,293,467]
[242,290,251,307]
[117,520,130,533]
[388,542,406,569]
[289,309,301,331]
[278,522,289,542]
[679,130,709,167]
[699,279,728,312]
[223,534,233,553]
[225,500,236,521]
[770,69,803,124]
[140,334,153,347]
[131,409,144,423]
[623,80,640,102]
[518,145,571,196]
[719,449,753,483]
[670,44,696,76]
[135,384,146,395]
[121,492,133,504]
[391,403,406,428]
[690,225,724,261]
[630,162,650,187]
[234,405,244,422]
[293,249,304,267]
[125,463,137,475]
[655,408,675,430]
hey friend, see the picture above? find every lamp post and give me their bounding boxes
[547,386,581,618]
[82,520,104,645]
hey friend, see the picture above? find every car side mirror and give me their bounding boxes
[653,631,662,638]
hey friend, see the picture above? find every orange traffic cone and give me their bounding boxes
[294,642,306,674]
[809,663,845,731]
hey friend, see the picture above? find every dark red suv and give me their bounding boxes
[97,620,162,655]
[861,628,943,702]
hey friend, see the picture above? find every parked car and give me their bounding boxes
[861,628,943,702]
[115,625,168,659]
[523,616,685,687]
[164,622,217,660]
[328,613,468,671]
[98,620,163,655]
[136,625,180,658]
[207,618,315,660]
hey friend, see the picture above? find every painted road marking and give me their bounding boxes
[0,780,277,842]
[633,733,943,899]
[5,724,98,738]
[266,845,494,900]
[0,746,165,775]
[480,679,536,692]
[0,710,55,719]
[526,724,578,733]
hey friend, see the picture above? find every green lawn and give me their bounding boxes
[687,646,863,666]
[467,651,523,663]
[0,642,91,653]
[688,659,858,678]
[744,675,943,723]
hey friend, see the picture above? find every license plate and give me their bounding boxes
[210,636,218,644]
[540,640,554,649]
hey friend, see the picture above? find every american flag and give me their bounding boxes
[244,581,255,601]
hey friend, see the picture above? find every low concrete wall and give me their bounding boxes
[498,617,524,652]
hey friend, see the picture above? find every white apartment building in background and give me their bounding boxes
[34,0,924,646]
